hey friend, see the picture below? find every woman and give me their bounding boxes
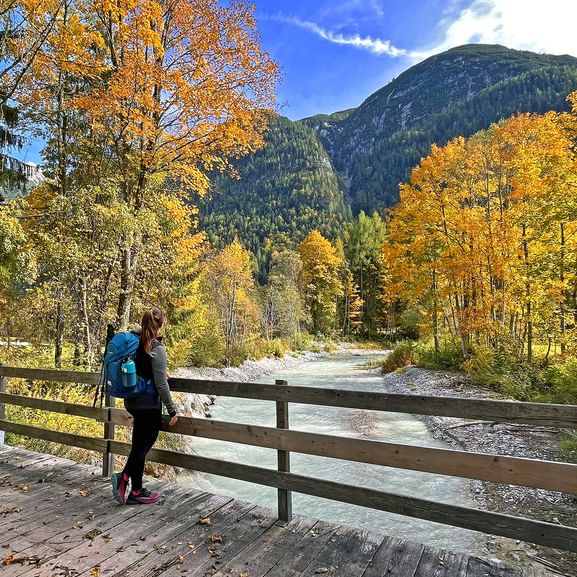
[111,307,178,505]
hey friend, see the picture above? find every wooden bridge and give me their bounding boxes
[2,365,577,576]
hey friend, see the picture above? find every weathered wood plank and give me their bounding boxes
[167,377,577,428]
[0,420,107,453]
[0,392,108,421]
[361,536,425,577]
[208,515,318,577]
[0,366,99,385]
[0,365,7,446]
[157,505,279,577]
[109,440,577,554]
[262,520,341,577]
[23,486,217,577]
[0,468,105,545]
[76,493,239,577]
[466,557,523,576]
[39,490,224,577]
[414,547,469,577]
[108,409,577,495]
[299,526,384,577]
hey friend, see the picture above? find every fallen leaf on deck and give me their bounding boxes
[178,554,184,561]
[240,573,249,577]
[207,535,222,543]
[136,550,147,554]
[90,565,100,576]
[199,517,211,525]
[315,568,331,574]
[83,529,103,541]
[79,487,90,497]
[2,554,27,565]
[0,507,22,517]
[208,547,220,558]
[17,484,30,492]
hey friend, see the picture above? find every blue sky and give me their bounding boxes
[14,0,577,164]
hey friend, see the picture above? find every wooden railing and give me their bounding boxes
[1,364,577,553]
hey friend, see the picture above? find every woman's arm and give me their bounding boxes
[150,345,177,417]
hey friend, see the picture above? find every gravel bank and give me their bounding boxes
[380,366,575,576]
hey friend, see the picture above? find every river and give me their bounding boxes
[179,353,487,555]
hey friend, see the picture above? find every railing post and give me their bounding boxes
[102,392,115,477]
[275,379,292,524]
[0,363,6,447]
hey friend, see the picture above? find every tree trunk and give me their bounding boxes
[116,243,139,330]
[522,223,532,363]
[432,269,440,355]
[79,276,92,366]
[560,222,566,354]
[54,298,64,368]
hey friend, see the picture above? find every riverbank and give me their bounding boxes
[174,343,387,417]
[379,365,574,576]
[174,350,325,417]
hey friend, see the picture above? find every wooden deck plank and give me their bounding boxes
[208,515,319,577]
[298,526,385,577]
[76,493,236,577]
[358,535,426,577]
[24,485,212,577]
[414,546,469,577]
[38,492,229,577]
[7,478,188,553]
[0,469,193,577]
[262,521,341,577]
[466,557,523,577]
[156,504,279,577]
[0,468,107,540]
[102,498,256,577]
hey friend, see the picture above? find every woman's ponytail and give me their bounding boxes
[141,307,165,355]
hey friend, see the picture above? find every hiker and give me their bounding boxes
[111,307,178,505]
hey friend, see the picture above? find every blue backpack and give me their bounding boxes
[101,332,156,399]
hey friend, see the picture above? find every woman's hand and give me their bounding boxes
[168,415,178,426]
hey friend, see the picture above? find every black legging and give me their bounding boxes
[122,408,162,491]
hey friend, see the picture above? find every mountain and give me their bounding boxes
[200,44,577,250]
[200,115,350,258]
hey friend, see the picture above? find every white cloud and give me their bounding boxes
[269,14,408,57]
[422,0,577,59]
[269,1,577,61]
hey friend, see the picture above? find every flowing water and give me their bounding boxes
[179,354,487,554]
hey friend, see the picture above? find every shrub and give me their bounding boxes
[416,338,465,370]
[187,330,226,368]
[382,341,416,373]
[545,358,577,404]
[398,309,422,340]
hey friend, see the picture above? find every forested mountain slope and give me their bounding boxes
[201,44,577,246]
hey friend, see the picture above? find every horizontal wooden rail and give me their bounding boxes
[0,419,107,453]
[2,390,577,494]
[2,365,577,427]
[106,409,577,495]
[0,366,100,385]
[108,439,577,554]
[0,392,108,421]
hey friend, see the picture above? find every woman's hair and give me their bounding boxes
[141,307,165,355]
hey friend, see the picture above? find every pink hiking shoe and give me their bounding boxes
[126,487,160,505]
